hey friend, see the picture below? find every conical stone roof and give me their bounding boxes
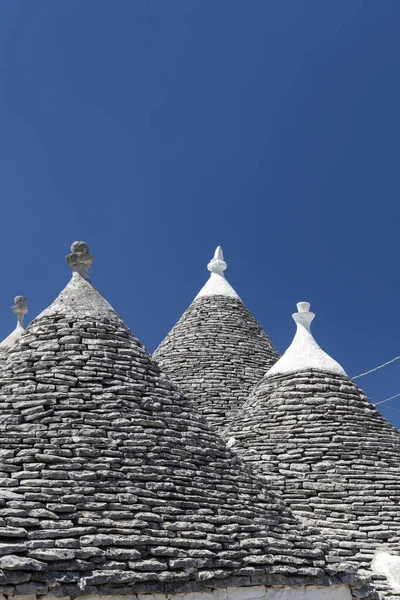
[0,245,359,599]
[223,302,400,574]
[154,247,280,431]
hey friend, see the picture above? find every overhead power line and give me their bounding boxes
[352,355,400,380]
[351,355,400,409]
[379,402,400,412]
[374,392,400,407]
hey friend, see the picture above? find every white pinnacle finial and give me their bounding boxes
[267,301,346,376]
[292,302,315,332]
[195,246,240,300]
[66,241,93,281]
[12,296,28,328]
[0,296,29,350]
[207,246,227,274]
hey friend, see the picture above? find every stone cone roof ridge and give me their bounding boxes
[0,241,363,598]
[223,305,400,586]
[154,247,280,431]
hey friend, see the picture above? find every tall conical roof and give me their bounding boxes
[154,247,280,431]
[223,302,400,577]
[0,246,356,598]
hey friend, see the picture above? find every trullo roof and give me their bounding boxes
[153,247,279,430]
[223,302,400,580]
[0,244,357,598]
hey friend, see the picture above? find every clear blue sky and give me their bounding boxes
[1,1,400,424]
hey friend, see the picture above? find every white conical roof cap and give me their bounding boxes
[195,246,240,300]
[268,302,346,376]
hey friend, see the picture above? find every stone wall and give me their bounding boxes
[3,585,352,600]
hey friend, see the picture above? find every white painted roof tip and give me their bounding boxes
[66,241,93,281]
[267,301,347,377]
[207,246,227,273]
[0,296,28,350]
[195,246,241,300]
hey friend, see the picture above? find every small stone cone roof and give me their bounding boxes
[0,245,353,597]
[154,247,280,431]
[223,302,400,577]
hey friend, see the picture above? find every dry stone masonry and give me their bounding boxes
[0,244,372,600]
[223,303,400,597]
[154,247,279,431]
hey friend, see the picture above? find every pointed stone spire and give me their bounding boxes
[12,296,28,328]
[66,241,93,280]
[207,245,227,273]
[195,245,240,300]
[34,241,118,324]
[268,301,346,376]
[0,296,28,349]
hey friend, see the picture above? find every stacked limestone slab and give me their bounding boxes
[154,247,279,431]
[0,243,371,600]
[223,302,400,595]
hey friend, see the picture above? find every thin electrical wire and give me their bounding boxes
[352,354,400,379]
[374,392,400,407]
[380,404,400,413]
